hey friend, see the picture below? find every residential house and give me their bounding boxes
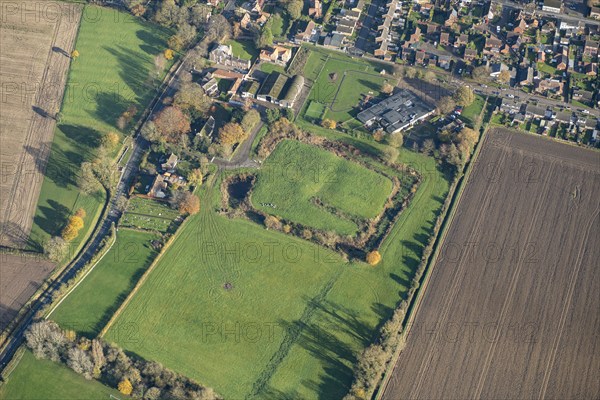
[201,77,219,97]
[424,22,439,35]
[208,44,251,71]
[207,0,220,6]
[440,32,451,46]
[415,51,428,65]
[590,6,600,19]
[535,78,564,97]
[240,13,251,29]
[309,0,322,18]
[573,88,594,105]
[513,18,528,34]
[259,46,292,66]
[161,154,178,173]
[485,37,503,54]
[445,9,458,27]
[584,39,599,57]
[455,34,468,47]
[323,33,344,48]
[489,62,509,77]
[438,55,452,70]
[148,175,168,198]
[295,20,316,42]
[585,62,598,75]
[464,48,477,62]
[409,27,422,44]
[542,0,561,13]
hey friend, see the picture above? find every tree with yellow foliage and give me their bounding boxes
[164,49,174,60]
[61,215,84,242]
[118,379,133,395]
[321,118,336,129]
[71,50,79,59]
[366,250,381,266]
[102,132,120,149]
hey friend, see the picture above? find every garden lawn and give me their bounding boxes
[228,39,259,61]
[459,94,486,127]
[0,350,120,399]
[50,229,158,337]
[104,130,450,399]
[29,5,172,249]
[252,140,393,235]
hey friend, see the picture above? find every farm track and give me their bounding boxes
[0,2,82,248]
[383,128,600,399]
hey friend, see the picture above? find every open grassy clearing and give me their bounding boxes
[50,229,158,338]
[29,6,172,249]
[459,94,486,127]
[228,39,259,61]
[105,128,450,398]
[0,1,81,249]
[121,196,180,232]
[252,140,393,235]
[0,350,120,399]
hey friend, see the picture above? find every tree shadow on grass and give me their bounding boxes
[94,91,130,130]
[83,248,158,339]
[136,29,168,56]
[33,199,71,237]
[103,45,155,104]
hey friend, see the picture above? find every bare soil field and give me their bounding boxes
[0,0,81,248]
[383,128,600,399]
[0,253,54,331]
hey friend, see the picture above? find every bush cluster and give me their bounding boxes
[25,320,220,400]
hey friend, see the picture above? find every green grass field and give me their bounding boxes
[302,47,393,123]
[0,350,120,399]
[252,140,393,235]
[104,130,450,398]
[459,94,486,127]
[305,100,326,121]
[50,229,158,337]
[228,39,259,61]
[121,196,180,232]
[29,6,172,249]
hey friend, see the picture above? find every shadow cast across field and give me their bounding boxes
[103,45,155,104]
[94,91,131,130]
[33,199,71,237]
[82,249,157,338]
[257,299,375,398]
[135,29,168,56]
[0,221,43,252]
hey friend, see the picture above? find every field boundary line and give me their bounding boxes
[44,229,118,320]
[97,184,205,338]
[373,125,491,400]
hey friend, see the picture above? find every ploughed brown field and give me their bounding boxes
[0,253,53,331]
[383,128,600,399]
[0,1,81,248]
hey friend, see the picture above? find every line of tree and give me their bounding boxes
[344,169,464,399]
[25,320,220,400]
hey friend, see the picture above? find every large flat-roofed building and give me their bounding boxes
[542,0,561,13]
[357,90,434,134]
